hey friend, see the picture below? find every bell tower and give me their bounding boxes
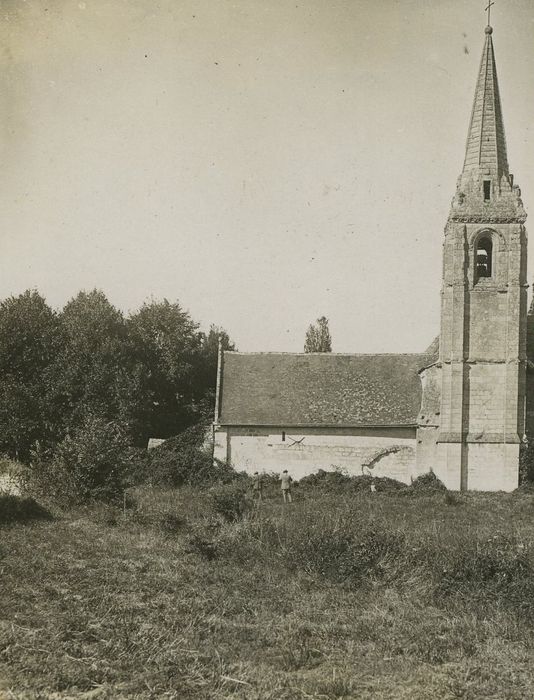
[436,24,528,491]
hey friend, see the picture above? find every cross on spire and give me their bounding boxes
[485,0,495,26]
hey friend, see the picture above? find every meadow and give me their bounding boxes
[2,476,534,699]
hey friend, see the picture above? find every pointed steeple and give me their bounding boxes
[463,25,508,180]
[450,24,525,223]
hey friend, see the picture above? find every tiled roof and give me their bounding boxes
[219,352,434,427]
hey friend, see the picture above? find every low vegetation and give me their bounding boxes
[144,424,238,488]
[2,470,534,699]
[0,493,51,525]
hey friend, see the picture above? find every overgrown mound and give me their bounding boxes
[298,469,352,489]
[351,474,407,493]
[145,423,238,488]
[0,494,51,525]
[298,469,406,494]
[410,471,447,493]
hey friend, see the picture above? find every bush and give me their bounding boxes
[297,470,406,496]
[351,474,406,493]
[410,471,447,493]
[27,416,132,505]
[143,423,238,487]
[210,482,253,522]
[285,519,404,584]
[298,468,352,490]
[436,534,534,605]
[0,494,51,525]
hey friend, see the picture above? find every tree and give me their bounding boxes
[304,316,332,353]
[0,290,63,459]
[52,290,132,434]
[0,286,238,455]
[126,299,204,443]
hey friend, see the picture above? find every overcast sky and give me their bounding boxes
[2,0,534,353]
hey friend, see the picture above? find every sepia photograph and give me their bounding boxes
[2,0,534,697]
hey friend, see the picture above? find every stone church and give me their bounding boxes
[213,23,532,492]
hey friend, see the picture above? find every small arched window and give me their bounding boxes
[475,235,493,280]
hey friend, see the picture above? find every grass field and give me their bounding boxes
[2,480,534,699]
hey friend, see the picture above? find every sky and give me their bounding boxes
[2,0,534,353]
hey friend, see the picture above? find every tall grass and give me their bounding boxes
[2,482,534,698]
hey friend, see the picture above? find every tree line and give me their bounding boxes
[0,289,234,461]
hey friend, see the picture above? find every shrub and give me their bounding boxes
[285,519,404,584]
[298,468,343,489]
[350,474,406,493]
[210,482,253,522]
[144,423,238,487]
[298,470,405,494]
[437,534,533,596]
[27,416,132,505]
[0,494,52,525]
[298,468,352,490]
[410,471,447,493]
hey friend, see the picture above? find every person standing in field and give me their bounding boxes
[252,471,263,501]
[280,470,292,503]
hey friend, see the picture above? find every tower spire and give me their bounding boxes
[462,23,508,180]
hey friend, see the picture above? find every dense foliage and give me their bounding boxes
[0,289,234,460]
[29,416,135,504]
[142,423,237,488]
[0,291,63,461]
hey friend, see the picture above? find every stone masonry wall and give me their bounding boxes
[466,442,519,491]
[466,363,506,435]
[214,425,420,483]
